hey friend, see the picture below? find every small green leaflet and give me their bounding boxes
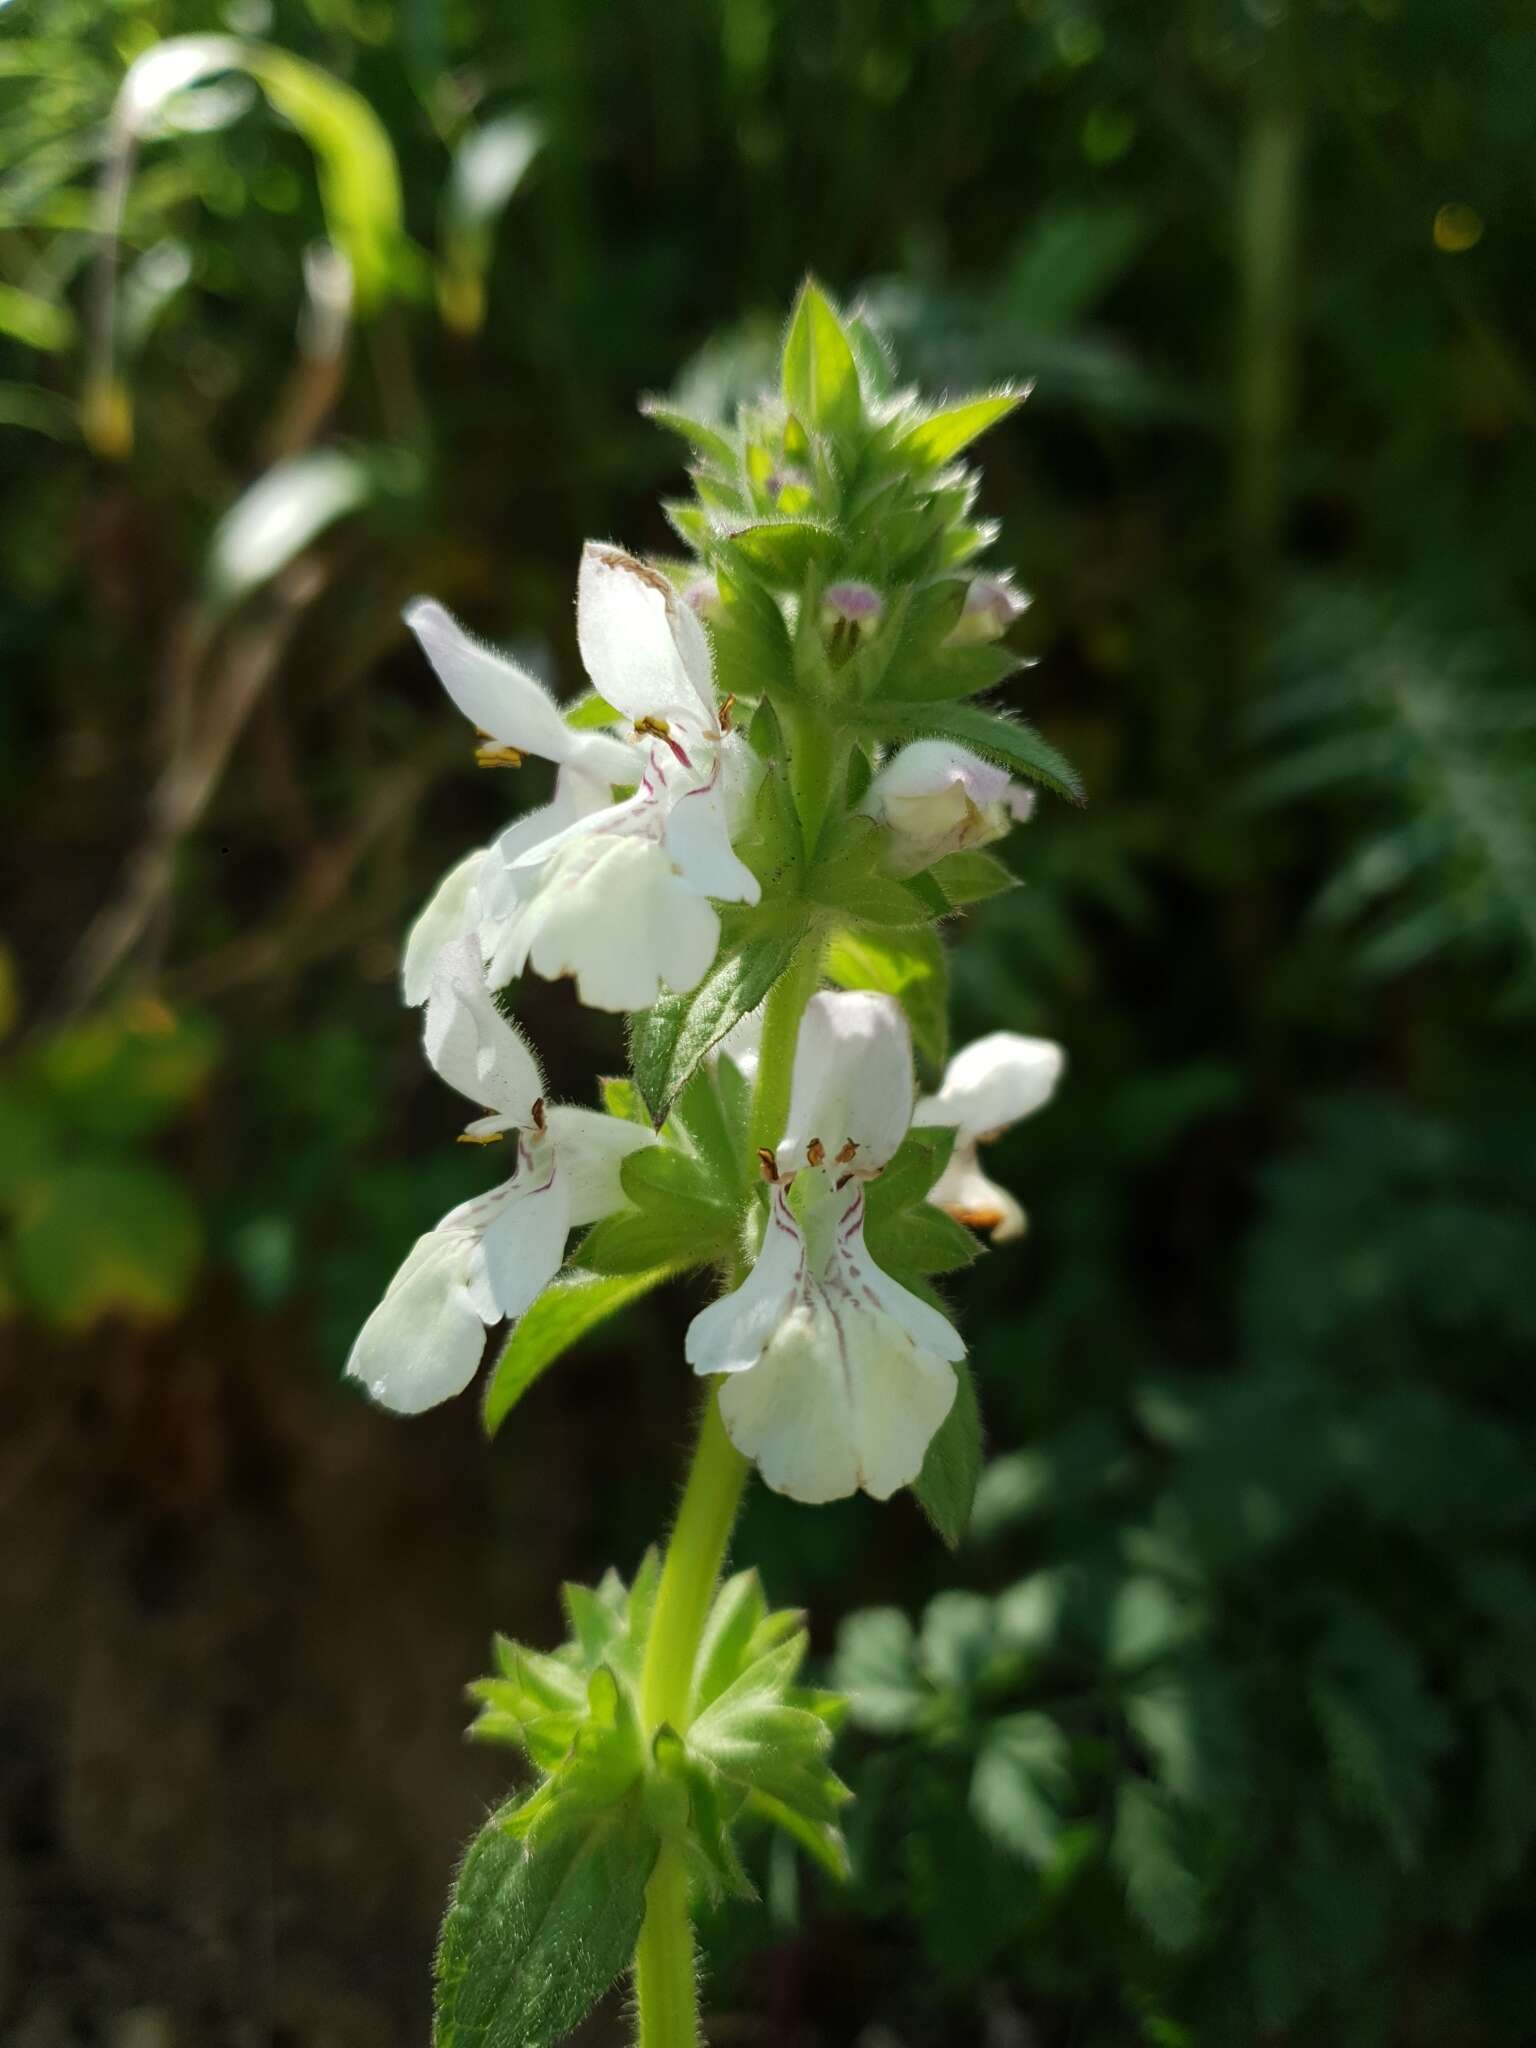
[638,397,738,473]
[629,928,804,1125]
[913,1359,984,1550]
[433,1795,656,2048]
[482,1266,680,1437]
[781,279,862,437]
[723,518,842,586]
[894,390,1027,469]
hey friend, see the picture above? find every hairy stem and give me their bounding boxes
[748,931,827,1162]
[632,939,824,2046]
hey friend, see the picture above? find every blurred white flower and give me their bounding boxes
[686,991,964,1504]
[914,1031,1064,1242]
[944,573,1029,646]
[861,738,1035,874]
[346,940,654,1412]
[404,541,760,1012]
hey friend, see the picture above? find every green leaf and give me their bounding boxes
[825,924,949,1071]
[640,398,738,473]
[723,518,842,586]
[928,849,1019,906]
[616,1147,739,1257]
[575,1201,729,1277]
[781,280,862,437]
[895,392,1025,468]
[866,1201,979,1279]
[433,1795,656,2048]
[863,1127,958,1222]
[859,700,1083,803]
[12,1159,201,1327]
[912,1362,983,1549]
[970,1711,1069,1866]
[674,1062,751,1201]
[482,1266,680,1436]
[629,928,804,1125]
[1111,1781,1204,1953]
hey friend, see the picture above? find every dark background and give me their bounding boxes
[3,2,1535,2043]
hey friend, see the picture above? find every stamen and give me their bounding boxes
[531,1097,547,1133]
[834,1139,858,1164]
[720,694,735,733]
[806,1137,826,1168]
[756,1147,780,1183]
[633,714,671,741]
[457,1130,504,1147]
[475,742,525,769]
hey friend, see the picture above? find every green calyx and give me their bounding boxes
[466,1562,851,1909]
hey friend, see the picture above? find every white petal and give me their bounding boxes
[345,1229,490,1414]
[865,739,1012,810]
[423,936,544,1120]
[778,990,914,1176]
[916,1032,1064,1146]
[405,597,637,783]
[576,543,715,727]
[716,1280,958,1503]
[402,848,485,1006]
[517,831,721,1012]
[685,1187,806,1375]
[929,1148,1027,1243]
[545,1105,658,1227]
[475,1158,572,1322]
[664,773,761,904]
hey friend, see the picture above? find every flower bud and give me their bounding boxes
[683,574,722,622]
[944,574,1028,647]
[861,739,1034,874]
[820,581,884,640]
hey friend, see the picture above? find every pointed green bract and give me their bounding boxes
[895,390,1027,468]
[781,279,862,438]
[639,397,738,473]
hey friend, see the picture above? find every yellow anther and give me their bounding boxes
[456,1130,504,1146]
[633,714,672,741]
[475,743,525,769]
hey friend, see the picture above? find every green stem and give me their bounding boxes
[631,940,825,2046]
[633,1845,698,2048]
[748,930,827,1162]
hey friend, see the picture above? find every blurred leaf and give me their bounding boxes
[30,1001,216,1142]
[1111,1780,1204,1954]
[970,1711,1069,1866]
[833,1608,925,1733]
[12,1160,201,1327]
[0,283,75,352]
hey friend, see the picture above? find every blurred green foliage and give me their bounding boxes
[3,0,1535,2041]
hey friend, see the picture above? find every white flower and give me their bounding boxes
[346,939,655,1412]
[685,991,964,1504]
[404,542,761,1013]
[914,1031,1064,1243]
[860,738,1035,875]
